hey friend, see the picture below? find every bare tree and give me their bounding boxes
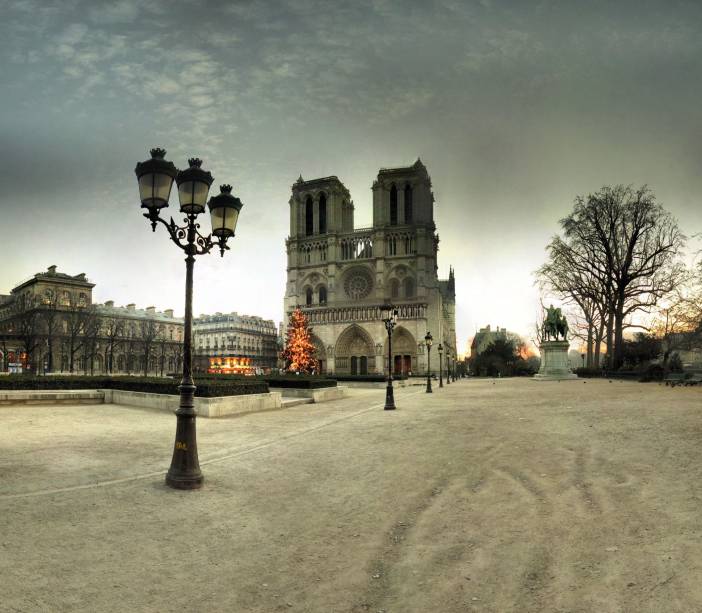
[139,319,160,377]
[539,185,685,370]
[12,293,42,373]
[102,317,124,374]
[39,290,61,373]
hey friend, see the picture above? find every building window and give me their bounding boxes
[404,184,413,223]
[305,196,313,236]
[319,193,327,234]
[390,278,400,299]
[319,286,327,305]
[306,287,313,306]
[404,277,414,298]
[390,184,398,225]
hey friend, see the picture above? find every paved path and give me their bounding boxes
[2,379,702,612]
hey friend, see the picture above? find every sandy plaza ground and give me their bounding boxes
[2,378,702,613]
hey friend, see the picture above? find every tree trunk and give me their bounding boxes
[605,311,614,370]
[613,291,625,370]
[586,323,593,368]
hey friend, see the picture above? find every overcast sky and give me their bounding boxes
[1,0,701,354]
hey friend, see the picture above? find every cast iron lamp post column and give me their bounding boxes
[135,148,243,490]
[446,348,451,385]
[381,304,398,410]
[425,332,433,393]
[438,343,443,388]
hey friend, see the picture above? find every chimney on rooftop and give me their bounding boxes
[146,306,156,314]
[164,309,174,318]
[47,265,57,274]
[126,303,136,311]
[104,300,114,308]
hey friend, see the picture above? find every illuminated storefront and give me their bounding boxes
[207,355,257,375]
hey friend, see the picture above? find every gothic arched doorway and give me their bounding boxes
[385,326,417,376]
[335,325,375,375]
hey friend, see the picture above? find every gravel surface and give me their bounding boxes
[2,379,702,613]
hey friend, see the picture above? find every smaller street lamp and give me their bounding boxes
[438,343,444,388]
[581,353,586,368]
[445,347,451,385]
[381,303,399,410]
[425,331,433,394]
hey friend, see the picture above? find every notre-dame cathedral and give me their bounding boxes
[283,159,456,376]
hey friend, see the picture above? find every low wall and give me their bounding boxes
[102,389,282,418]
[270,386,348,403]
[337,380,408,389]
[0,389,105,406]
[0,388,282,417]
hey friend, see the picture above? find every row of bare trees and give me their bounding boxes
[1,294,183,376]
[536,185,698,370]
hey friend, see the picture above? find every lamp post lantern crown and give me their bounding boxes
[425,331,433,347]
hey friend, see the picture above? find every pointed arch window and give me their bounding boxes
[390,278,400,299]
[404,277,414,298]
[404,184,413,223]
[319,286,327,305]
[306,287,313,306]
[390,184,398,225]
[305,196,313,236]
[319,193,327,234]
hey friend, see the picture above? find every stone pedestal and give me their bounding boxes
[533,340,578,381]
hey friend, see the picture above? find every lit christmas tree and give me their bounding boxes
[281,308,318,374]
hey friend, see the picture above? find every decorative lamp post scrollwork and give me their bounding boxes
[438,343,444,388]
[381,303,399,410]
[134,148,243,490]
[425,331,433,394]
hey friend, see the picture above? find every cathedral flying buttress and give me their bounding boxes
[283,159,457,376]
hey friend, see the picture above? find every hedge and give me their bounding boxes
[192,374,337,389]
[0,375,269,397]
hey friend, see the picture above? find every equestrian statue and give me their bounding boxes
[542,304,569,342]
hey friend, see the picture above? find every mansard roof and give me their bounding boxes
[12,266,95,293]
[95,303,183,324]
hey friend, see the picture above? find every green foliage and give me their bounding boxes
[668,353,683,373]
[0,375,268,397]
[187,374,337,389]
[325,374,395,382]
[639,364,665,382]
[574,367,603,378]
[621,333,662,367]
[471,339,536,377]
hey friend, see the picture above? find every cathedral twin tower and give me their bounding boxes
[284,159,456,376]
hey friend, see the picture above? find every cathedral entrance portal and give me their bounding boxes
[335,325,374,375]
[385,327,417,376]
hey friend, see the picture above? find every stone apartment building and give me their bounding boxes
[0,266,183,375]
[193,312,279,374]
[283,159,457,375]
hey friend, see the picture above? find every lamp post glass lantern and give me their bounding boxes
[425,331,433,393]
[438,343,443,387]
[134,148,242,490]
[381,304,398,410]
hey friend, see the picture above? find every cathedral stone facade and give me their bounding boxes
[283,159,457,376]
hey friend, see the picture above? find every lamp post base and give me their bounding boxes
[426,378,433,393]
[165,411,203,490]
[384,380,396,410]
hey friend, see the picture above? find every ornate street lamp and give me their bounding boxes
[380,303,399,410]
[425,331,433,393]
[445,347,451,385]
[438,343,444,388]
[135,148,243,490]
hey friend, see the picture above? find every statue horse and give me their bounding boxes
[543,305,568,341]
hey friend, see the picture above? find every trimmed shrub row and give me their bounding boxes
[191,374,337,389]
[0,376,268,397]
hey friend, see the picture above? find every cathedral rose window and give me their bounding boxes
[344,268,374,300]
